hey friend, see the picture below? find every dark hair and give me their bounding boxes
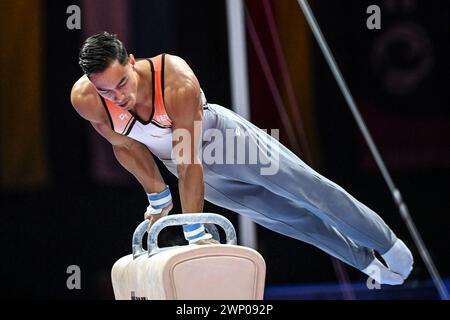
[78,31,129,76]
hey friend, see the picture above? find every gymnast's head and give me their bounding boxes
[79,31,138,110]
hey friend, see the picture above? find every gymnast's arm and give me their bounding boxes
[164,57,220,245]
[165,56,205,214]
[70,79,167,195]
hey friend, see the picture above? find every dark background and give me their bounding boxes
[1,0,449,299]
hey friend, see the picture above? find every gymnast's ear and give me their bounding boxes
[129,54,136,66]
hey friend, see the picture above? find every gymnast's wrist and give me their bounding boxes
[182,223,212,244]
[146,185,172,215]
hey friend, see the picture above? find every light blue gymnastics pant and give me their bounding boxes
[162,104,397,270]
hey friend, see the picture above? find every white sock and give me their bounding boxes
[362,257,404,285]
[382,239,414,280]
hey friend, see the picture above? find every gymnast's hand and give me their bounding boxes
[144,202,173,231]
[194,238,220,245]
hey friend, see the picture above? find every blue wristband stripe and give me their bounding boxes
[183,223,203,232]
[148,187,171,201]
[185,230,206,241]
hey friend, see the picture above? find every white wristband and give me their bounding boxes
[146,186,172,215]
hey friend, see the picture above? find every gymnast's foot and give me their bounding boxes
[362,257,404,285]
[382,239,414,280]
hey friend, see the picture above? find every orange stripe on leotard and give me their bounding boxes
[149,54,172,128]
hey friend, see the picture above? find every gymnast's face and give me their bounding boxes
[90,55,138,111]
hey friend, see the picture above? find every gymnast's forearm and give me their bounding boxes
[112,140,167,194]
[177,163,204,213]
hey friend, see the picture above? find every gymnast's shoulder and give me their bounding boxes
[70,75,106,125]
